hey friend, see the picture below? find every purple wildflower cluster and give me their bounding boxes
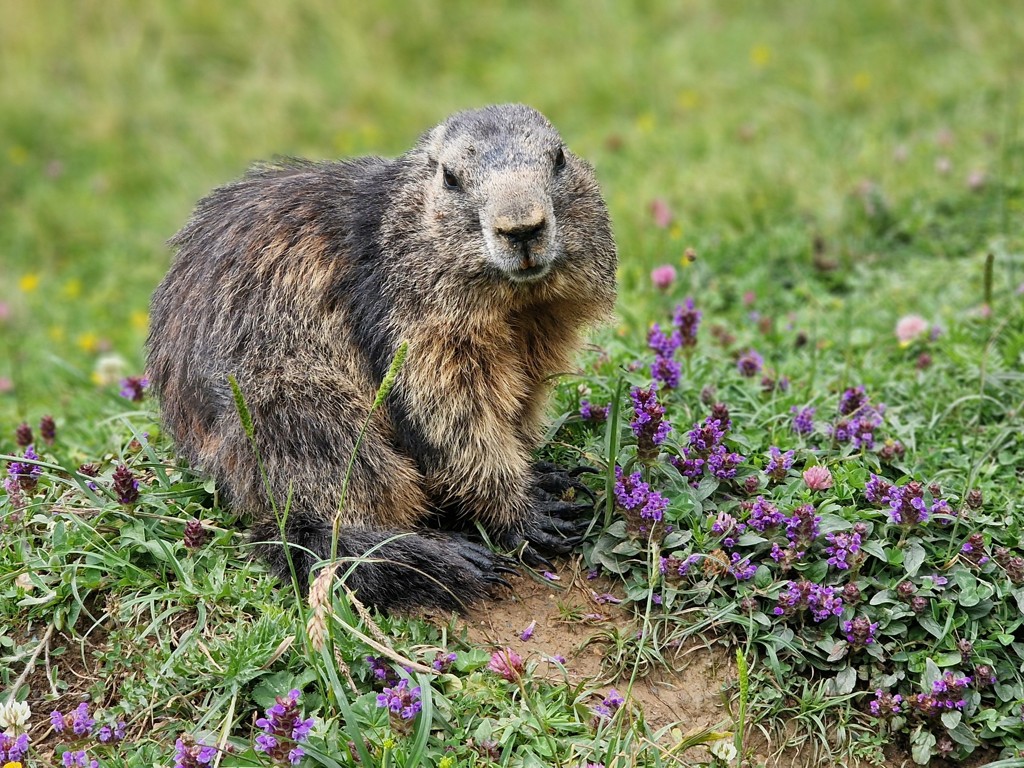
[629,385,671,457]
[254,689,315,765]
[960,533,990,567]
[119,375,150,402]
[614,467,669,526]
[994,547,1024,584]
[112,463,140,505]
[864,475,951,527]
[670,412,744,484]
[764,446,794,482]
[50,704,126,767]
[592,688,626,720]
[62,751,100,768]
[6,444,42,493]
[790,406,815,436]
[174,736,217,768]
[366,655,400,686]
[744,497,784,532]
[0,733,30,764]
[870,689,903,717]
[579,400,609,422]
[431,651,457,673]
[773,580,844,622]
[830,386,886,450]
[646,299,701,388]
[904,673,973,717]
[824,527,865,570]
[842,616,878,648]
[659,553,701,579]
[736,348,764,377]
[376,678,422,722]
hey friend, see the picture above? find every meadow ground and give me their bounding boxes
[2,2,1024,766]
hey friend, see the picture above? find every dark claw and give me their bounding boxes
[521,546,555,570]
[569,465,599,477]
[533,499,593,520]
[486,576,514,590]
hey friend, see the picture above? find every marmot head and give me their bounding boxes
[407,104,613,290]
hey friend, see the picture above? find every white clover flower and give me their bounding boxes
[0,699,31,735]
[93,353,127,387]
[708,737,737,764]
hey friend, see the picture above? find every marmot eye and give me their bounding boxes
[554,147,566,171]
[442,167,461,190]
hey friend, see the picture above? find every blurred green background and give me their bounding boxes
[2,1,1022,425]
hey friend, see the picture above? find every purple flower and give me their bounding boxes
[366,655,399,685]
[746,496,784,531]
[51,708,66,732]
[613,466,668,523]
[629,385,671,455]
[72,702,94,736]
[774,580,843,622]
[174,737,217,768]
[650,355,681,388]
[736,349,763,377]
[376,679,423,720]
[520,620,537,641]
[842,616,878,647]
[864,474,892,504]
[824,530,862,570]
[729,552,757,580]
[647,324,681,358]
[0,733,30,763]
[579,400,609,422]
[785,504,821,547]
[431,652,457,673]
[764,446,794,482]
[593,688,626,719]
[254,688,315,764]
[673,298,701,349]
[870,689,903,717]
[7,444,42,492]
[112,463,140,505]
[790,406,815,436]
[119,375,150,402]
[838,386,868,415]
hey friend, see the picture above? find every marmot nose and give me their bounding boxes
[494,213,547,246]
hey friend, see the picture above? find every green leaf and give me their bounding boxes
[903,541,926,577]
[833,665,857,693]
[910,727,936,765]
[941,710,962,729]
[753,564,773,589]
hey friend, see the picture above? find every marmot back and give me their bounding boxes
[148,104,617,612]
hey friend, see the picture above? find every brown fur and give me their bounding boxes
[147,104,616,612]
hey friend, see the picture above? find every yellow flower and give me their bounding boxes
[635,112,655,134]
[77,332,99,353]
[669,224,682,241]
[7,145,28,165]
[4,761,25,768]
[852,72,871,92]
[131,310,149,331]
[62,278,82,298]
[49,325,66,342]
[750,44,772,69]
[18,273,39,293]
[676,89,700,110]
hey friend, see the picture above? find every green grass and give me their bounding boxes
[3,2,1024,766]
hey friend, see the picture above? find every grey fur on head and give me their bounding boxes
[147,103,617,613]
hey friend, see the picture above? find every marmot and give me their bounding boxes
[147,104,617,612]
